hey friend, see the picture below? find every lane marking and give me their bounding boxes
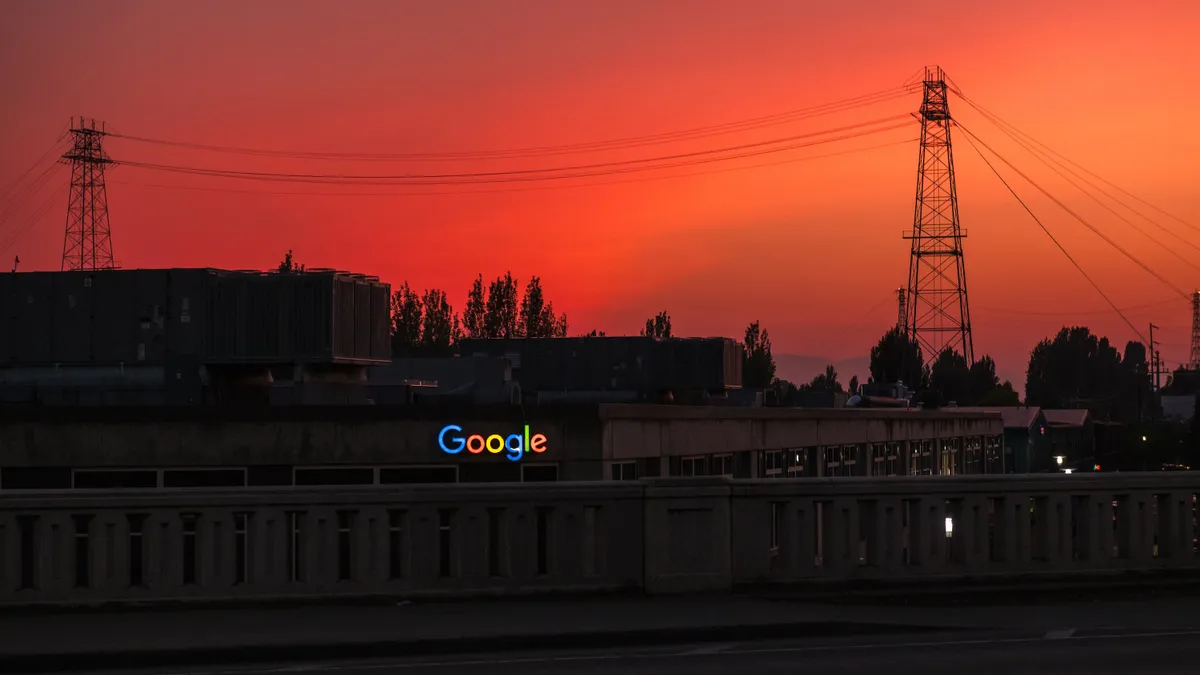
[1044,629,1076,640]
[149,628,1200,675]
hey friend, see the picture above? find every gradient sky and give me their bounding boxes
[2,0,1199,389]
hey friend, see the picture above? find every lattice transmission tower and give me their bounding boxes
[896,287,906,329]
[1190,291,1200,369]
[61,117,116,271]
[902,66,974,365]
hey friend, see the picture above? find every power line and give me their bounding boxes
[0,131,68,204]
[0,162,62,232]
[956,122,1190,302]
[976,297,1181,317]
[109,137,917,197]
[109,87,913,161]
[954,93,1200,239]
[957,128,1147,344]
[0,183,68,259]
[117,116,915,186]
[956,95,1200,261]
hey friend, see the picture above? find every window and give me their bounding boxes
[679,456,706,477]
[910,440,934,476]
[823,446,857,477]
[762,450,784,477]
[380,466,457,484]
[711,454,734,477]
[73,470,158,489]
[2,467,70,490]
[786,448,812,477]
[294,468,374,486]
[610,461,637,481]
[163,469,246,488]
[521,464,558,482]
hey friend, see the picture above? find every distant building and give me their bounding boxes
[952,406,1094,473]
[1161,395,1197,422]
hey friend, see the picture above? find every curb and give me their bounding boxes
[1,621,953,673]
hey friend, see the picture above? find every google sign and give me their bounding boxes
[438,424,547,462]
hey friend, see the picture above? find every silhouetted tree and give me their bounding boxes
[420,288,459,355]
[771,378,798,405]
[463,275,487,339]
[583,329,607,337]
[870,326,925,388]
[742,320,776,388]
[1120,341,1152,424]
[390,282,423,355]
[1026,326,1123,419]
[978,381,1021,406]
[518,276,568,338]
[930,348,971,405]
[807,364,843,393]
[484,272,520,338]
[848,375,860,396]
[278,250,305,273]
[642,311,672,338]
[967,355,1000,402]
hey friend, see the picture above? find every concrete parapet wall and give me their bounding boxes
[0,473,1196,607]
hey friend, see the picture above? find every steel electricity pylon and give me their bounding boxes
[61,117,116,271]
[902,66,974,365]
[896,287,906,329]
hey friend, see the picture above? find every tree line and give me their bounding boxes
[392,273,570,356]
[276,252,1178,424]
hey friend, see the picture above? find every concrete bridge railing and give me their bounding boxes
[0,474,1197,606]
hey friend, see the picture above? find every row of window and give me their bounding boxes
[758,435,1004,479]
[13,506,559,592]
[0,464,559,491]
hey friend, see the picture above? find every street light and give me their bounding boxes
[1055,455,1064,466]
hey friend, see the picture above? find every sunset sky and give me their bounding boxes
[2,0,1199,389]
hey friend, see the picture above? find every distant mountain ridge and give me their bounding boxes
[774,353,870,388]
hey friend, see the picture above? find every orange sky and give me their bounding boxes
[2,0,1200,388]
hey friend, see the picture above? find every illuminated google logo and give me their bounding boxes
[437,424,547,462]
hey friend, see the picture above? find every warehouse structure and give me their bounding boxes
[0,403,1004,491]
[0,268,391,405]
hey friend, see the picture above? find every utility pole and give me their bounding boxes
[896,287,906,330]
[1150,323,1160,392]
[61,117,116,272]
[903,65,974,365]
[1190,291,1200,369]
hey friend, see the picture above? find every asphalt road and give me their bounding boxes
[67,629,1200,675]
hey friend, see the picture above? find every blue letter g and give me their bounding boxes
[438,425,465,454]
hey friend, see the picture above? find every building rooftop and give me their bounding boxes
[1042,408,1090,427]
[950,406,1042,430]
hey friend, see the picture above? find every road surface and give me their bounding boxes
[65,628,1200,675]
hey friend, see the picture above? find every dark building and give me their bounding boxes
[457,336,743,401]
[0,268,391,405]
[0,403,1004,492]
